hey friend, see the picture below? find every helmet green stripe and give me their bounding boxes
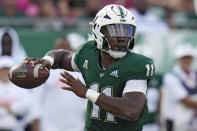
[118,5,124,19]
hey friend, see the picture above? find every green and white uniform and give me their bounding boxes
[73,41,155,131]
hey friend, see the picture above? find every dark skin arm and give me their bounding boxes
[59,71,146,121]
[25,49,146,121]
[181,97,197,108]
[96,92,146,121]
[24,49,73,71]
[46,49,73,70]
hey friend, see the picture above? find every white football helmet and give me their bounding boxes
[92,4,136,59]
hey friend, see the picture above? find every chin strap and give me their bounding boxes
[102,49,127,59]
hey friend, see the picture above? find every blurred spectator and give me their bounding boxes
[24,0,39,17]
[129,0,169,34]
[68,0,86,18]
[0,27,27,63]
[148,0,193,12]
[0,0,25,17]
[0,56,35,131]
[38,0,56,17]
[16,0,29,12]
[84,0,136,19]
[0,0,139,19]
[57,0,70,17]
[148,0,197,28]
[163,43,197,131]
[34,0,63,31]
[0,27,40,131]
[16,0,39,17]
[84,0,102,19]
[33,34,86,131]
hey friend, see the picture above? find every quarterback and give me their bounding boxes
[25,4,155,131]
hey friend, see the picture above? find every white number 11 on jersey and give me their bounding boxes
[89,83,117,123]
[146,64,154,76]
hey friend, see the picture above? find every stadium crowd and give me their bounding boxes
[0,0,197,29]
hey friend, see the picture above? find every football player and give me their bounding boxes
[25,4,155,131]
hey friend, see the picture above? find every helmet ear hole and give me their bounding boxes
[129,38,135,49]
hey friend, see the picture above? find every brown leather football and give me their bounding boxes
[8,62,50,89]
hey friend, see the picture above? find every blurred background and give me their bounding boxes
[1,0,197,131]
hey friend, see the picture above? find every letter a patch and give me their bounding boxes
[83,60,88,69]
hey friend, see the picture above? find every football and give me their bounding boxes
[8,62,50,89]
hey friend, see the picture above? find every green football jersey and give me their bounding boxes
[74,41,155,131]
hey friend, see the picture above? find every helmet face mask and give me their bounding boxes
[104,37,131,52]
[92,4,136,59]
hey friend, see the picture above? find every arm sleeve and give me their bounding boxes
[123,80,147,95]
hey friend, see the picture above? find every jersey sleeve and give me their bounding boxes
[126,58,155,81]
[72,41,95,72]
[123,80,147,95]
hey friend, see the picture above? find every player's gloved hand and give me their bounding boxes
[59,71,88,98]
[24,57,51,70]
